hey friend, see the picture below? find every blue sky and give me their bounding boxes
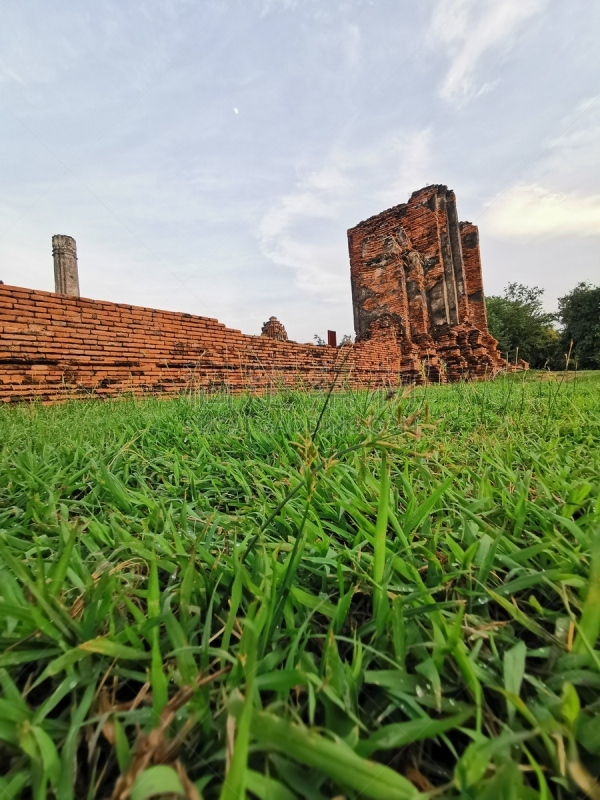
[1,0,598,342]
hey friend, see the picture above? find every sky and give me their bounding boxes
[1,0,598,343]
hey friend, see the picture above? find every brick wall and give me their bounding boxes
[0,184,515,403]
[348,185,508,382]
[0,284,405,403]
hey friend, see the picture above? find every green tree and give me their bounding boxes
[486,283,561,369]
[558,282,600,368]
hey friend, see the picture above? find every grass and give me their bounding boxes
[0,371,599,799]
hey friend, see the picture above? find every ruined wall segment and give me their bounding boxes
[0,285,404,403]
[349,185,507,380]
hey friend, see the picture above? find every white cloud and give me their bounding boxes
[376,129,434,208]
[257,129,434,299]
[0,4,186,94]
[485,97,600,239]
[431,0,546,103]
[0,26,70,85]
[257,159,353,297]
[258,0,300,16]
[486,184,600,238]
[542,96,600,181]
[256,0,362,70]
[341,21,362,69]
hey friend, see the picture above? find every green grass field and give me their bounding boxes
[0,372,599,799]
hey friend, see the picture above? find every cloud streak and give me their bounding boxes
[431,0,546,103]
[375,129,434,209]
[486,98,600,239]
[257,129,435,302]
[486,184,600,238]
[257,159,352,297]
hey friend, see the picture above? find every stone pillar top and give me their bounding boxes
[52,233,77,249]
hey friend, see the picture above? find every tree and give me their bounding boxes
[557,282,600,369]
[485,283,562,369]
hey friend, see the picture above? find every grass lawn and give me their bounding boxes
[0,372,599,799]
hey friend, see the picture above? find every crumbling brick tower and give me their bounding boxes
[348,185,506,382]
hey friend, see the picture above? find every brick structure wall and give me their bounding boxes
[0,285,404,403]
[349,185,507,381]
[0,184,513,403]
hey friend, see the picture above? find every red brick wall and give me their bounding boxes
[347,185,509,382]
[0,185,515,403]
[0,284,405,403]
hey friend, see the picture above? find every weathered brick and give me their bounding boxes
[348,184,509,382]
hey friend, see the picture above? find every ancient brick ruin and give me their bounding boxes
[52,235,80,297]
[0,185,509,402]
[348,184,506,382]
[261,316,288,341]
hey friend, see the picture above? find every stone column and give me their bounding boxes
[437,191,460,326]
[52,235,80,296]
[459,223,488,331]
[445,191,469,324]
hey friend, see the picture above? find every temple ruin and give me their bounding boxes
[348,184,506,381]
[0,185,510,402]
[261,316,288,341]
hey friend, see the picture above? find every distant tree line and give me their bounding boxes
[486,282,600,370]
